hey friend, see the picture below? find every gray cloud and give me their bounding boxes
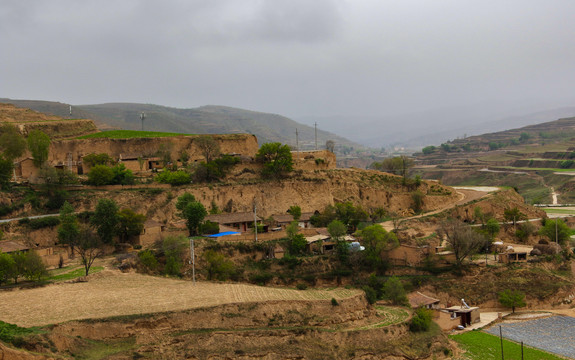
[2,0,575,144]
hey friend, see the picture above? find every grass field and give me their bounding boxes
[46,266,104,282]
[77,130,192,139]
[543,208,575,215]
[0,271,361,327]
[451,331,566,360]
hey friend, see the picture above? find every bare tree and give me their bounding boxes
[196,136,220,163]
[77,226,104,276]
[437,219,488,267]
[325,140,335,153]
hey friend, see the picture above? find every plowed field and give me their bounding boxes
[0,271,360,327]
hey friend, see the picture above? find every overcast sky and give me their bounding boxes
[2,0,575,120]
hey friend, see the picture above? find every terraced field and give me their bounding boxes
[0,270,361,327]
[356,306,410,330]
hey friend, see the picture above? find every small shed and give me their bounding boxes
[408,292,440,310]
[498,251,528,263]
[443,305,481,327]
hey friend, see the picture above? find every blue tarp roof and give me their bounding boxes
[206,231,241,238]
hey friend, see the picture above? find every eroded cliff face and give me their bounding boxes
[48,134,259,163]
[54,169,458,223]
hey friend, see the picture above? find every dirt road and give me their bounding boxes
[380,187,495,231]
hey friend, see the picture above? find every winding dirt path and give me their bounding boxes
[380,187,495,231]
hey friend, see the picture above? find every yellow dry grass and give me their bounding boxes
[0,271,360,327]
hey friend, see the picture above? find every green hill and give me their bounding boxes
[0,99,360,150]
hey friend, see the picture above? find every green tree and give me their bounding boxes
[411,190,424,213]
[11,252,27,284]
[162,235,185,276]
[371,156,414,182]
[204,250,235,280]
[87,165,115,186]
[91,198,119,244]
[0,155,14,190]
[421,146,435,155]
[358,224,398,273]
[328,220,349,262]
[82,153,113,167]
[111,164,134,185]
[410,308,433,332]
[288,205,302,221]
[138,250,158,272]
[382,276,408,305]
[27,130,51,167]
[498,289,526,313]
[503,207,526,227]
[0,124,26,160]
[22,251,47,282]
[539,219,570,245]
[335,202,368,231]
[484,218,500,241]
[117,208,146,243]
[0,252,16,285]
[288,233,307,256]
[176,193,207,236]
[515,221,535,243]
[255,142,294,179]
[58,201,80,254]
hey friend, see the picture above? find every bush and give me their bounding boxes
[409,308,433,332]
[249,272,273,285]
[21,216,60,230]
[164,256,181,276]
[362,285,378,305]
[138,250,158,272]
[200,220,220,235]
[382,276,408,306]
[156,170,192,185]
[296,283,308,290]
[331,298,339,306]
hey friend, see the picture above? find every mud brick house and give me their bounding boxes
[205,212,262,232]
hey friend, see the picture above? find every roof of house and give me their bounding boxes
[274,212,315,223]
[206,212,262,224]
[0,240,30,253]
[144,219,164,228]
[408,292,440,308]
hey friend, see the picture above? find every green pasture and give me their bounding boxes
[451,331,565,360]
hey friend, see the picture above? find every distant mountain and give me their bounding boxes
[0,99,361,150]
[296,104,575,149]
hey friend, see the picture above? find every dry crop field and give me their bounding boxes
[0,271,360,327]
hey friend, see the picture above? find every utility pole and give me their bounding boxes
[140,112,146,131]
[314,122,318,150]
[189,237,196,284]
[296,128,299,153]
[556,219,558,244]
[254,199,258,242]
[69,105,72,117]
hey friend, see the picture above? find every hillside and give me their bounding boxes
[414,115,575,204]
[0,98,361,151]
[0,103,98,139]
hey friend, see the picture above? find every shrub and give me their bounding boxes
[138,250,158,272]
[21,216,60,230]
[249,272,273,285]
[331,298,339,306]
[362,285,378,305]
[200,220,220,235]
[409,308,433,332]
[382,276,408,306]
[156,170,192,185]
[296,283,308,290]
[164,256,181,276]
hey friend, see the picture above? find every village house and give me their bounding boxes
[273,212,315,229]
[205,212,262,233]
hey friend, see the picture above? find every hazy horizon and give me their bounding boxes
[3,1,575,146]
